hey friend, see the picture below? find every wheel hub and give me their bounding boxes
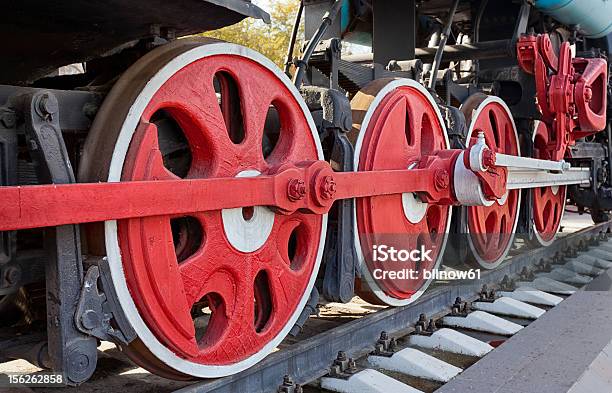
[221,170,275,252]
[402,164,429,224]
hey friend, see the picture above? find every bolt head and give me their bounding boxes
[482,149,496,168]
[37,93,59,117]
[81,310,101,330]
[282,374,294,386]
[0,110,16,128]
[347,358,357,371]
[320,176,337,200]
[4,266,20,285]
[434,169,449,191]
[584,86,593,102]
[287,179,306,201]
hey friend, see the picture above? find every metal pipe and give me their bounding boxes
[428,0,460,89]
[417,40,513,62]
[284,1,304,75]
[495,153,571,172]
[506,168,591,189]
[342,40,513,64]
[473,0,489,83]
[293,0,343,87]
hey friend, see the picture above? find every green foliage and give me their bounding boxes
[201,1,303,68]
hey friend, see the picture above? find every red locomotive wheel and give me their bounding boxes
[352,79,452,306]
[462,94,521,269]
[79,39,326,378]
[531,120,567,246]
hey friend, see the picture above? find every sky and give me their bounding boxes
[252,0,272,11]
[250,0,371,53]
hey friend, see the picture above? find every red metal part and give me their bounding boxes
[113,52,326,366]
[463,97,521,267]
[532,121,566,245]
[462,145,508,200]
[352,83,453,303]
[517,34,608,161]
[0,157,464,231]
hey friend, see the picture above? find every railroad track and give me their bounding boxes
[4,215,609,393]
[177,218,612,393]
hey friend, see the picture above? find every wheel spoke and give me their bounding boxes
[238,77,274,150]
[381,97,416,165]
[407,98,429,158]
[260,213,317,287]
[142,61,243,177]
[491,107,506,152]
[194,263,258,360]
[124,216,197,344]
[180,248,231,307]
[488,213,502,249]
[221,275,257,342]
[123,121,181,181]
[254,241,305,321]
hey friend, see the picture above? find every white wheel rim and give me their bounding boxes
[462,95,522,269]
[103,43,327,377]
[353,79,452,307]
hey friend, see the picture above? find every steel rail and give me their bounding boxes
[175,221,612,393]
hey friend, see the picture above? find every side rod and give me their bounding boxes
[0,154,589,231]
[0,166,443,231]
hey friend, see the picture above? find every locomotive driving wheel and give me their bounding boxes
[351,79,452,306]
[79,39,327,378]
[531,120,567,246]
[461,94,521,269]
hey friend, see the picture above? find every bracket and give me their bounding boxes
[12,90,98,385]
[75,263,136,345]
